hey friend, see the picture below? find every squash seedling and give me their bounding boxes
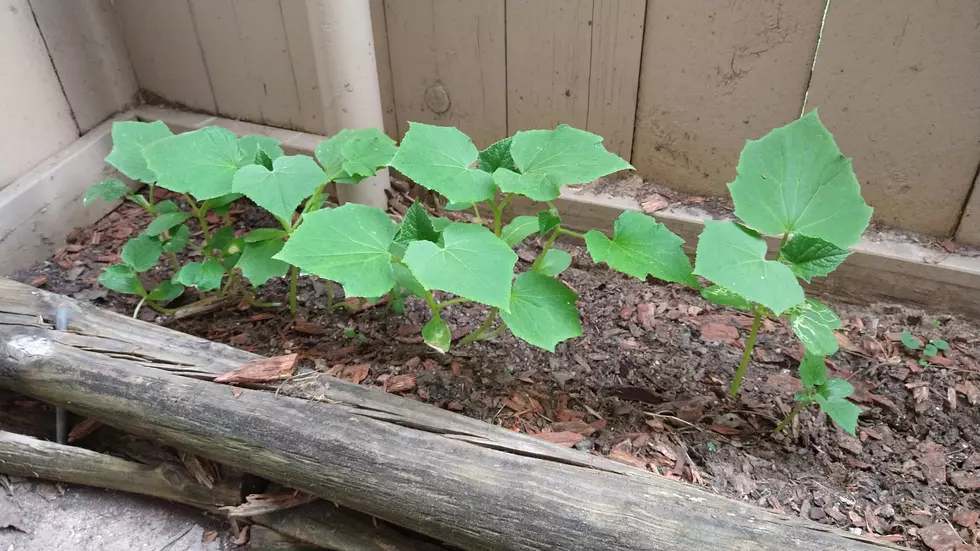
[901,332,950,366]
[692,110,872,435]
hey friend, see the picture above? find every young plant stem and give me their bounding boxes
[530,230,562,272]
[773,401,806,434]
[289,265,299,314]
[730,305,764,397]
[488,202,502,236]
[422,289,441,313]
[458,307,499,346]
[436,297,469,310]
[184,194,214,250]
[132,297,147,319]
[559,228,586,240]
[472,205,482,224]
[165,252,180,272]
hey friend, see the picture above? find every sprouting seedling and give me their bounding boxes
[85,121,394,316]
[901,332,949,366]
[277,122,696,354]
[775,351,861,436]
[692,110,873,435]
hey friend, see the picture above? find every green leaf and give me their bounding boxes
[105,120,174,183]
[430,217,452,231]
[932,339,949,351]
[444,201,473,212]
[153,199,180,214]
[162,225,190,254]
[338,128,397,178]
[585,211,697,286]
[919,358,928,367]
[729,110,873,248]
[208,193,243,210]
[798,350,827,390]
[98,264,144,295]
[780,235,852,282]
[503,125,633,201]
[499,272,581,352]
[492,168,559,202]
[210,226,235,253]
[538,208,562,236]
[244,228,287,243]
[478,137,514,173]
[232,155,325,222]
[820,378,854,400]
[787,299,842,356]
[145,212,193,237]
[900,332,922,350]
[394,201,440,244]
[422,316,452,353]
[127,194,152,210]
[121,234,163,273]
[694,221,803,315]
[236,240,289,287]
[175,259,224,292]
[238,135,284,165]
[500,216,539,247]
[389,122,495,204]
[403,222,517,311]
[274,203,398,298]
[700,285,753,311]
[535,249,572,277]
[392,263,426,298]
[148,281,185,302]
[814,394,860,435]
[84,179,130,205]
[144,126,242,200]
[923,344,938,357]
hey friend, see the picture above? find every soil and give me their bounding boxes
[8,185,980,551]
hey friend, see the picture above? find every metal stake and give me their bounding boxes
[54,304,69,444]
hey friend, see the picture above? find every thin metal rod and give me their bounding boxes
[54,305,70,444]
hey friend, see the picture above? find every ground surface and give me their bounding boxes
[7,185,980,551]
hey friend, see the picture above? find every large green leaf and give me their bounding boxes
[232,155,325,221]
[478,137,514,173]
[500,125,633,201]
[145,213,193,237]
[798,350,827,390]
[500,216,539,247]
[175,258,224,292]
[422,316,452,354]
[144,126,242,200]
[499,272,581,352]
[700,285,753,311]
[537,208,562,236]
[98,264,144,295]
[274,203,398,298]
[814,393,860,436]
[84,179,130,206]
[392,262,426,298]
[780,235,852,282]
[787,298,841,356]
[694,221,803,315]
[315,128,396,181]
[105,120,174,183]
[148,281,185,302]
[403,222,517,311]
[162,225,190,254]
[535,249,572,277]
[245,228,288,243]
[236,240,289,287]
[389,123,495,204]
[238,135,284,166]
[729,110,872,248]
[394,201,440,245]
[585,211,696,286]
[121,234,163,273]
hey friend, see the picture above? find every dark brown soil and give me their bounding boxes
[10,188,980,551]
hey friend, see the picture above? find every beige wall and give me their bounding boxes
[109,0,980,241]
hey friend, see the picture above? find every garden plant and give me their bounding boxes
[87,110,872,435]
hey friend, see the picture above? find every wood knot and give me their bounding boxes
[424,85,451,114]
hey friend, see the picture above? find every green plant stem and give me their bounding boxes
[436,297,470,310]
[148,184,155,209]
[132,297,147,319]
[165,252,180,272]
[458,307,499,346]
[488,202,502,236]
[730,305,764,397]
[530,230,562,271]
[558,228,586,240]
[773,401,806,434]
[244,293,281,309]
[498,193,514,212]
[185,194,214,250]
[472,205,482,224]
[325,279,335,309]
[289,265,298,314]
[422,289,440,313]
[775,232,790,261]
[476,323,508,341]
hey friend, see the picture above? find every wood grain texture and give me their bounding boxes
[384,0,507,147]
[631,1,824,196]
[278,0,327,134]
[0,278,896,551]
[369,0,398,137]
[113,0,216,111]
[587,0,646,161]
[805,0,980,236]
[506,0,593,132]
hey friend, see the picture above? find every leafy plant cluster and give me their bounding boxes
[901,332,949,366]
[85,120,396,315]
[87,110,872,435]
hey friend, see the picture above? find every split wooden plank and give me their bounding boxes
[805,0,980,236]
[0,0,78,189]
[630,1,824,196]
[505,0,593,133]
[384,0,507,147]
[369,0,398,138]
[28,0,138,132]
[0,278,897,551]
[278,0,327,134]
[586,0,647,161]
[113,0,217,111]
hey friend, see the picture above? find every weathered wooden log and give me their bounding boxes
[0,278,897,551]
[0,430,240,511]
